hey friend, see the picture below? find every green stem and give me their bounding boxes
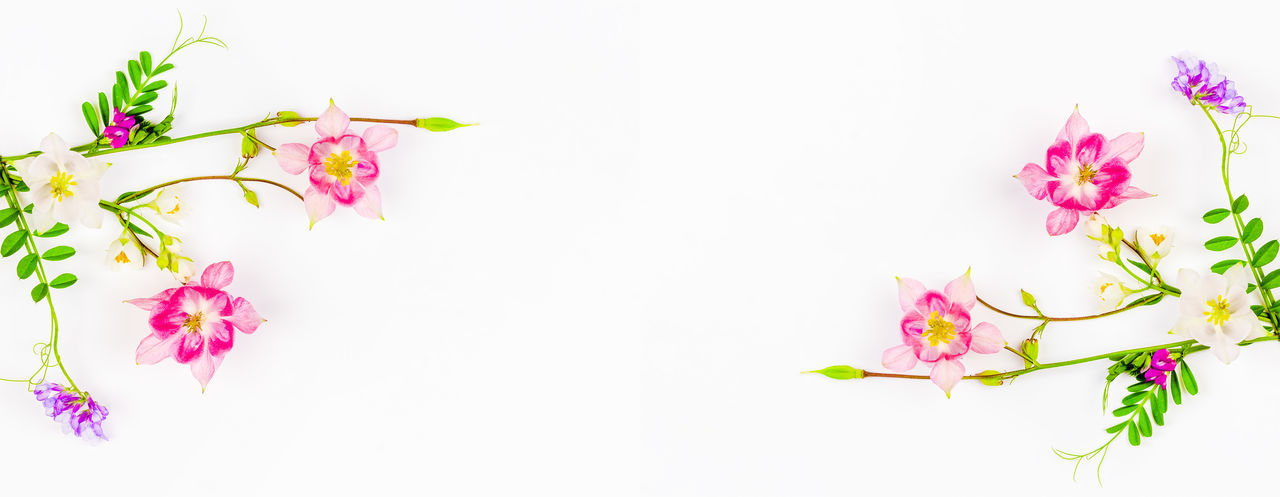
[975,295,1154,322]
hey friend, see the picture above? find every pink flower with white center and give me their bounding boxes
[881,271,1005,396]
[1018,107,1152,236]
[274,101,398,227]
[127,261,264,391]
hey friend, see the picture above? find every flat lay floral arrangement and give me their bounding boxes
[2,17,469,441]
[809,56,1278,480]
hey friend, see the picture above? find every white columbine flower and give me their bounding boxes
[104,231,143,271]
[1173,264,1266,363]
[1095,273,1126,310]
[1135,226,1174,260]
[150,187,184,222]
[12,133,108,232]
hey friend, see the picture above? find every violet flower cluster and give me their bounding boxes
[1172,56,1247,114]
[33,383,108,441]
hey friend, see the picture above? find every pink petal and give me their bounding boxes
[175,333,206,363]
[275,143,311,175]
[968,322,1004,354]
[136,333,180,365]
[148,305,188,338]
[362,125,398,153]
[1046,207,1080,236]
[1099,132,1144,164]
[315,101,350,139]
[944,271,975,311]
[126,288,178,311]
[189,352,223,391]
[1018,164,1053,200]
[1044,141,1073,176]
[929,358,965,397]
[900,312,926,336]
[882,344,918,371]
[205,320,236,357]
[330,180,365,206]
[896,278,926,313]
[305,186,337,227]
[353,184,383,219]
[201,261,235,290]
[1075,134,1104,165]
[1101,185,1153,209]
[915,290,950,318]
[226,297,263,334]
[1056,106,1090,145]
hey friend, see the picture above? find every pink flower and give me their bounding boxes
[103,108,137,148]
[881,271,1005,396]
[1017,107,1151,236]
[127,261,264,391]
[274,101,397,227]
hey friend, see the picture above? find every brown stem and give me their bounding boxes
[120,175,304,203]
[975,295,1147,322]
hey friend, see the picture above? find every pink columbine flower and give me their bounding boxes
[103,108,137,148]
[127,261,264,391]
[1017,107,1151,236]
[882,271,1005,396]
[274,101,398,227]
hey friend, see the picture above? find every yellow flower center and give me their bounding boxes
[323,150,357,186]
[1099,282,1114,297]
[50,171,76,202]
[1204,295,1231,327]
[922,311,956,347]
[113,250,131,264]
[165,201,180,216]
[183,312,206,334]
[1149,233,1166,246]
[1075,164,1097,185]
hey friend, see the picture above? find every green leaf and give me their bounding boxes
[1121,391,1148,405]
[2,230,29,257]
[115,71,129,97]
[1112,404,1139,417]
[1212,259,1246,275]
[1249,283,1258,293]
[152,63,174,75]
[34,223,68,238]
[1105,421,1127,434]
[1255,241,1279,267]
[415,117,474,132]
[1203,208,1231,224]
[142,80,168,92]
[1180,362,1198,395]
[30,282,47,302]
[1264,270,1280,290]
[1152,403,1165,426]
[1170,370,1183,405]
[49,273,77,289]
[1127,421,1141,446]
[41,246,75,261]
[804,365,864,380]
[1205,236,1239,251]
[0,208,18,228]
[125,105,153,117]
[1243,218,1264,244]
[1154,384,1168,415]
[128,223,152,238]
[1128,259,1153,276]
[134,92,158,106]
[98,92,111,128]
[81,101,100,136]
[1137,407,1153,437]
[112,83,125,110]
[127,59,143,89]
[1233,194,1250,214]
[16,253,38,279]
[1126,382,1149,392]
[140,51,153,74]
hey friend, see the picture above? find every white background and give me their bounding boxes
[2,0,1279,495]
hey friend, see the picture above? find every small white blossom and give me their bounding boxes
[150,187,184,222]
[1172,265,1267,363]
[1135,226,1174,260]
[12,134,108,232]
[104,231,143,271]
[1095,273,1126,310]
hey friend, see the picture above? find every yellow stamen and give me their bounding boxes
[921,311,956,347]
[1099,282,1114,297]
[1075,164,1098,185]
[113,251,131,264]
[183,312,205,334]
[1204,295,1231,327]
[1149,233,1166,246]
[323,150,357,186]
[50,171,76,202]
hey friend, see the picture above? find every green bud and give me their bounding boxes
[241,129,259,159]
[804,365,864,380]
[1020,289,1037,308]
[159,234,174,247]
[276,111,304,127]
[1021,338,1039,368]
[242,187,260,208]
[977,370,1004,386]
[415,117,474,132]
[1106,227,1125,248]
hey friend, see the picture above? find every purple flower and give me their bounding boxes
[1172,56,1247,114]
[103,108,137,148]
[32,382,109,441]
[1142,349,1178,388]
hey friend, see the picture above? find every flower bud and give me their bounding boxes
[804,365,865,380]
[241,129,259,159]
[415,117,474,132]
[276,111,304,127]
[977,370,1003,386]
[1020,338,1039,368]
